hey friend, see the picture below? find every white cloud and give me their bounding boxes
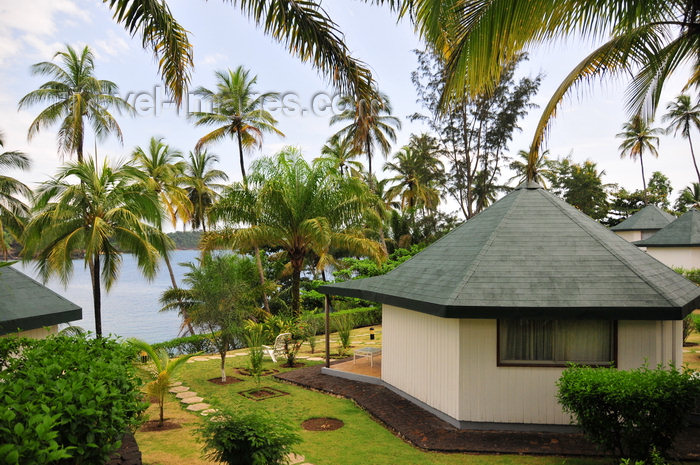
[94,30,131,60]
[201,52,229,66]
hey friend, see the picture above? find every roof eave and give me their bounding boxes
[0,306,82,336]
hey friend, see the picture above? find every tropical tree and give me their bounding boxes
[330,92,401,179]
[384,134,444,212]
[663,94,700,184]
[181,150,228,232]
[0,131,31,259]
[160,254,262,382]
[191,67,283,182]
[317,134,364,178]
[617,116,663,194]
[18,45,133,162]
[22,158,166,337]
[128,338,199,426]
[132,137,195,334]
[675,183,700,213]
[509,150,553,187]
[549,157,610,220]
[385,1,699,166]
[203,148,384,314]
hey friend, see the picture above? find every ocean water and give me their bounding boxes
[14,250,200,344]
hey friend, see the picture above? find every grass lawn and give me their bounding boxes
[684,311,700,371]
[136,326,612,465]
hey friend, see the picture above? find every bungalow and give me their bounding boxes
[320,181,700,431]
[610,204,675,242]
[0,266,82,339]
[635,209,700,269]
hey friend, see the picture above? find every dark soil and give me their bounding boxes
[238,387,289,401]
[684,341,698,347]
[236,368,280,377]
[106,433,141,465]
[208,376,243,385]
[139,420,182,432]
[302,417,344,431]
[281,362,305,368]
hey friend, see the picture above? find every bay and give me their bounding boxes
[14,250,200,344]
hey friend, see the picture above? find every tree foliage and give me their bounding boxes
[547,157,609,220]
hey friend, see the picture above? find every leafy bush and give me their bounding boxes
[244,323,266,387]
[307,306,381,331]
[198,408,300,465]
[333,313,355,356]
[0,335,147,465]
[299,310,323,353]
[557,364,700,460]
[152,333,216,357]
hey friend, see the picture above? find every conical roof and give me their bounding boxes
[320,182,700,320]
[635,209,700,247]
[610,205,675,231]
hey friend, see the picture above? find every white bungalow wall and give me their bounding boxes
[614,230,642,242]
[0,325,58,339]
[645,246,700,269]
[382,305,684,426]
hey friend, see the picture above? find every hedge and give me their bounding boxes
[152,333,216,357]
[308,306,381,333]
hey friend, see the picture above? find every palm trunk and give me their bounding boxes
[291,258,302,315]
[254,247,271,315]
[91,255,102,337]
[77,134,84,163]
[366,138,372,182]
[688,137,700,185]
[640,153,647,204]
[163,252,195,335]
[237,131,247,183]
[159,393,165,426]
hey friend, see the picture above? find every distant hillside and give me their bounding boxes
[167,231,202,250]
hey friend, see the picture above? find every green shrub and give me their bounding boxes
[308,306,381,332]
[0,335,147,465]
[197,408,300,465]
[332,313,355,356]
[557,364,700,460]
[299,310,323,353]
[152,333,216,356]
[244,323,266,387]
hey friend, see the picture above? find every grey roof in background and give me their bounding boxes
[0,266,82,335]
[320,182,700,320]
[610,205,675,231]
[635,209,700,247]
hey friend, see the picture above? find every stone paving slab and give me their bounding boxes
[169,381,182,387]
[186,403,210,412]
[200,409,217,416]
[180,396,204,404]
[176,391,198,399]
[168,386,189,393]
[286,453,305,464]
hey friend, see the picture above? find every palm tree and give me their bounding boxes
[129,339,198,426]
[203,147,384,314]
[105,0,377,108]
[191,67,283,182]
[384,1,698,168]
[181,150,228,232]
[18,45,133,162]
[509,150,553,187]
[663,94,700,184]
[317,134,364,178]
[675,182,700,213]
[22,157,166,337]
[384,134,444,212]
[0,131,32,259]
[617,116,663,194]
[132,137,195,334]
[330,92,401,179]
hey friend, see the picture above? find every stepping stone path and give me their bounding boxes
[176,391,198,399]
[200,409,218,416]
[186,403,210,412]
[181,396,204,404]
[170,381,182,387]
[168,385,189,393]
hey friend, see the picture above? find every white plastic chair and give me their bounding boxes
[262,332,291,363]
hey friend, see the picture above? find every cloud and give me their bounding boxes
[201,53,229,67]
[94,30,131,60]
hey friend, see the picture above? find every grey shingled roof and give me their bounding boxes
[320,182,700,320]
[635,209,700,247]
[0,266,82,335]
[610,205,675,231]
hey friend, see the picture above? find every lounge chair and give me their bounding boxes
[262,332,291,363]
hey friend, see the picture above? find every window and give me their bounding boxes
[498,319,614,366]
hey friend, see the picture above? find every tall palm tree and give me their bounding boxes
[132,137,195,334]
[675,182,700,212]
[508,149,553,187]
[382,1,699,168]
[663,94,700,184]
[0,130,32,259]
[317,134,364,178]
[203,147,384,314]
[330,92,401,179]
[617,116,663,194]
[181,150,228,233]
[384,134,444,212]
[22,157,166,337]
[104,0,377,108]
[18,45,133,162]
[191,67,284,182]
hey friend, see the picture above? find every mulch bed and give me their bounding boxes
[208,376,243,385]
[275,364,700,460]
[302,417,344,431]
[138,420,182,432]
[107,433,141,465]
[236,368,279,377]
[280,362,306,368]
[238,387,289,401]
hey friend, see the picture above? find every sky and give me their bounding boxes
[0,0,697,218]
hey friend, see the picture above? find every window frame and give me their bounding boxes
[496,319,618,368]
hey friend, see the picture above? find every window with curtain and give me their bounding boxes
[498,319,614,366]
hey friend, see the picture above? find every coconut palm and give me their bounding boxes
[675,182,700,212]
[181,150,228,232]
[508,150,553,188]
[203,147,384,314]
[22,157,166,337]
[383,1,699,169]
[105,0,377,107]
[18,45,133,162]
[0,131,31,259]
[128,338,199,426]
[617,116,663,194]
[191,67,283,182]
[663,94,700,184]
[330,92,401,179]
[317,134,364,178]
